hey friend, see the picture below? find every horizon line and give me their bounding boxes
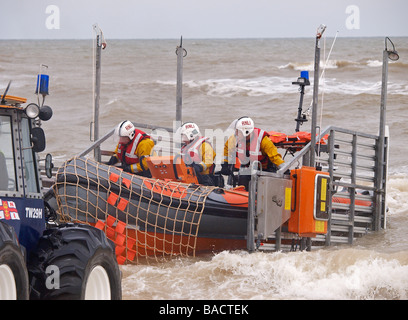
[1,35,407,41]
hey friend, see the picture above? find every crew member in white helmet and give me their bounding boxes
[179,122,216,186]
[221,116,285,190]
[107,120,155,177]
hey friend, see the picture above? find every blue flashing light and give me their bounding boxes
[300,71,309,80]
[36,74,49,96]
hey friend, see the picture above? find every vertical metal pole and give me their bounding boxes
[349,134,357,243]
[93,33,102,162]
[325,129,335,246]
[379,50,388,158]
[176,36,184,125]
[309,37,321,167]
[309,25,326,167]
[295,84,306,132]
[247,172,257,252]
[375,49,388,231]
[275,227,281,251]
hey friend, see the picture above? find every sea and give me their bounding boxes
[1,37,408,301]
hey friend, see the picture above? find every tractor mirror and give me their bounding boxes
[31,127,46,152]
[45,153,54,178]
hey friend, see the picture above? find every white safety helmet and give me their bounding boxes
[180,122,200,143]
[116,120,135,140]
[235,116,254,138]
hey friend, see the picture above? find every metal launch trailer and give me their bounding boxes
[247,32,394,252]
[248,125,389,252]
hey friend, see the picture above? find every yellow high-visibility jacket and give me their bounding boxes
[114,138,155,174]
[182,137,216,175]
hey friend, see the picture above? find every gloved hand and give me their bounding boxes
[220,163,232,176]
[122,164,132,173]
[106,156,118,166]
[192,163,203,174]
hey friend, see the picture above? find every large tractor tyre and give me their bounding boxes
[0,221,30,300]
[28,223,122,300]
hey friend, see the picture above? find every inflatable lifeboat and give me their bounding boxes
[49,131,368,264]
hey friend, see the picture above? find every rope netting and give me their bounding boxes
[52,156,214,264]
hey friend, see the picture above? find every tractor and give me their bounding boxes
[0,76,121,300]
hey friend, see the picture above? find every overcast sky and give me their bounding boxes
[0,0,407,39]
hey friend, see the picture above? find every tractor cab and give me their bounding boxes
[0,91,53,253]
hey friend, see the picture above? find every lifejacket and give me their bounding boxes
[181,136,214,173]
[236,128,268,167]
[117,129,151,166]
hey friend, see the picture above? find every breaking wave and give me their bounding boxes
[121,247,408,300]
[119,172,408,300]
[155,77,408,97]
[278,60,360,71]
[276,59,408,71]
